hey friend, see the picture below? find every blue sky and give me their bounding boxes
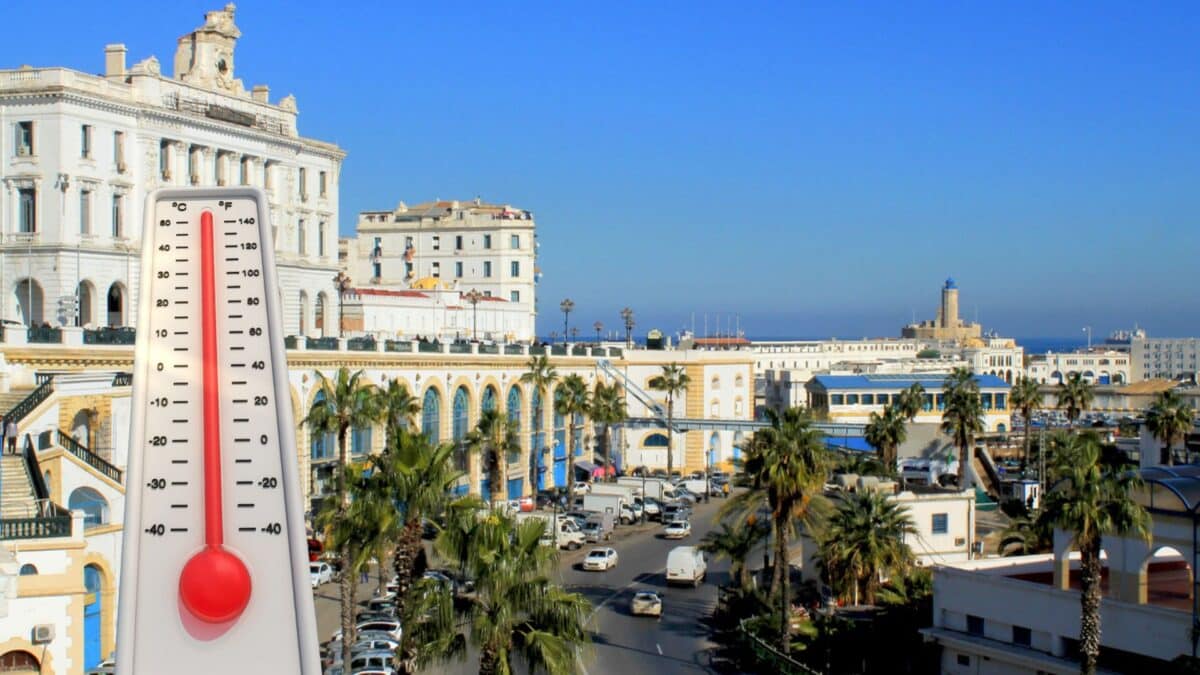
[6,2,1199,339]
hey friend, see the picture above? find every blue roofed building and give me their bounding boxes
[806,372,1013,433]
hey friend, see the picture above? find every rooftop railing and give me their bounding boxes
[84,326,136,345]
[347,336,376,352]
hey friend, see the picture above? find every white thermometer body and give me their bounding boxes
[116,188,319,674]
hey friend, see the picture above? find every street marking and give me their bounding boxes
[656,643,663,655]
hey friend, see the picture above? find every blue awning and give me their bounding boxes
[822,435,873,453]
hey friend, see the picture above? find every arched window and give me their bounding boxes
[299,291,309,336]
[482,386,497,413]
[314,293,326,336]
[77,280,95,327]
[422,388,441,444]
[18,564,37,576]
[351,425,372,456]
[68,487,109,528]
[452,386,470,470]
[553,388,566,455]
[643,433,669,447]
[530,388,543,454]
[573,412,584,456]
[14,278,44,326]
[735,374,745,388]
[507,386,521,429]
[106,282,125,327]
[710,376,720,389]
[0,651,39,671]
[708,432,720,466]
[310,390,335,460]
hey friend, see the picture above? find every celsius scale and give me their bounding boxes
[116,188,319,674]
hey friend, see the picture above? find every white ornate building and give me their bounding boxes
[0,4,344,336]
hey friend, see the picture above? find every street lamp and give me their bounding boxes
[560,298,574,344]
[332,271,351,338]
[464,288,483,341]
[593,321,603,343]
[620,307,634,348]
[570,326,580,342]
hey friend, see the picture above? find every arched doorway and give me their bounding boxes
[732,431,745,463]
[482,385,498,414]
[552,388,567,488]
[531,388,545,491]
[106,282,125,327]
[1142,546,1191,609]
[451,386,472,494]
[314,292,327,336]
[83,564,103,669]
[708,432,720,470]
[77,280,95,327]
[14,278,43,326]
[0,650,39,673]
[71,408,93,449]
[506,386,523,498]
[69,487,109,529]
[422,388,441,444]
[299,291,309,336]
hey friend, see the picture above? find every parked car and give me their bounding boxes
[663,521,692,539]
[574,481,592,494]
[310,561,334,588]
[85,659,115,675]
[582,521,610,543]
[673,488,699,504]
[630,591,663,617]
[662,503,690,522]
[636,497,662,519]
[583,547,619,571]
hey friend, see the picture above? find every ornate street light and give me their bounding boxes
[593,321,603,343]
[464,288,483,341]
[620,307,634,348]
[559,298,574,344]
[332,271,351,337]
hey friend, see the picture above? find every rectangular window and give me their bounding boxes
[830,394,844,405]
[431,262,440,278]
[455,262,463,278]
[239,157,248,185]
[318,222,326,257]
[18,189,36,233]
[81,125,92,158]
[956,654,970,666]
[966,615,984,636]
[483,290,491,297]
[373,261,382,278]
[483,234,492,249]
[111,194,123,238]
[319,171,327,197]
[432,235,440,251]
[298,219,306,255]
[511,261,520,277]
[298,167,307,200]
[995,393,1006,409]
[931,513,948,534]
[160,140,171,179]
[1012,626,1032,647]
[511,234,520,249]
[114,131,125,170]
[16,121,34,156]
[846,394,859,405]
[483,261,492,277]
[861,393,874,405]
[455,235,463,250]
[264,163,274,189]
[405,236,413,249]
[510,290,520,302]
[79,190,91,234]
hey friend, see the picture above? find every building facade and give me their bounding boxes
[806,373,1013,432]
[1026,349,1131,385]
[0,5,344,337]
[340,199,538,341]
[901,278,983,342]
[1129,335,1200,383]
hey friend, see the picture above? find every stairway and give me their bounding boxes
[0,455,37,519]
[0,388,34,417]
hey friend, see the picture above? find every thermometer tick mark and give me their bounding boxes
[233,398,247,403]
[235,481,252,486]
[225,257,238,262]
[172,481,188,486]
[235,459,251,464]
[176,245,189,250]
[176,272,189,277]
[229,314,243,319]
[235,438,249,443]
[173,347,188,352]
[171,459,188,464]
[236,504,254,509]
[228,285,241,289]
[175,258,189,263]
[172,400,187,404]
[171,527,189,533]
[172,439,187,444]
[171,504,188,509]
[175,286,188,290]
[173,331,188,335]
[230,330,243,334]
[238,527,255,532]
[230,346,245,351]
[231,380,247,385]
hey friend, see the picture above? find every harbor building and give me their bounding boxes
[0,4,344,338]
[901,278,983,342]
[340,199,539,342]
[806,373,1012,433]
[1025,349,1131,385]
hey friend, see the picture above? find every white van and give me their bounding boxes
[665,546,707,587]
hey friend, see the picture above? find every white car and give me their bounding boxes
[574,481,591,494]
[663,521,692,539]
[582,547,618,571]
[332,620,403,643]
[310,562,333,588]
[630,592,663,617]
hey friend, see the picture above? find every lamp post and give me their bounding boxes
[570,326,579,343]
[620,307,634,348]
[593,321,603,344]
[333,271,351,337]
[560,298,574,344]
[464,288,482,341]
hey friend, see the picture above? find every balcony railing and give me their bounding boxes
[572,345,588,356]
[479,344,499,355]
[550,345,567,356]
[347,336,376,352]
[56,429,123,484]
[0,505,72,540]
[505,345,524,355]
[384,340,413,353]
[112,372,132,387]
[83,326,136,345]
[284,336,298,349]
[306,336,339,351]
[529,345,547,355]
[27,326,62,344]
[449,342,471,354]
[6,377,53,426]
[418,341,441,353]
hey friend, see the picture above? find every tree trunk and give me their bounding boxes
[566,419,576,508]
[478,643,501,675]
[341,543,358,669]
[391,518,422,623]
[768,519,779,597]
[777,518,791,654]
[957,442,969,490]
[497,444,508,501]
[666,398,674,479]
[603,424,611,480]
[530,396,540,493]
[1079,536,1103,675]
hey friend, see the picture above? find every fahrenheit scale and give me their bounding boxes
[116,188,319,674]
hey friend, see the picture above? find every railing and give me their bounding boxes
[27,326,62,344]
[56,429,123,484]
[0,505,72,540]
[6,376,53,426]
[112,372,132,387]
[550,345,567,356]
[449,342,471,354]
[529,345,546,355]
[347,336,376,352]
[306,336,339,350]
[607,348,623,358]
[738,619,822,675]
[24,436,49,501]
[505,345,524,355]
[479,344,499,355]
[33,373,53,386]
[83,326,136,345]
[417,341,441,353]
[384,340,413,353]
[284,336,298,349]
[572,345,588,356]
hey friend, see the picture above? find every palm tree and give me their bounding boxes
[1040,431,1150,675]
[864,405,907,474]
[380,377,422,442]
[941,368,983,489]
[1145,389,1195,466]
[998,511,1053,556]
[467,409,520,502]
[722,407,829,654]
[648,363,690,479]
[428,510,591,675]
[897,382,926,422]
[1056,372,1095,429]
[818,491,915,605]
[590,380,627,476]
[700,520,767,590]
[520,355,558,492]
[1010,376,1043,471]
[555,374,590,506]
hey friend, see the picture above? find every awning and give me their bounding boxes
[574,460,607,477]
[822,435,873,453]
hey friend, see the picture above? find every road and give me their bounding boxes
[312,495,731,674]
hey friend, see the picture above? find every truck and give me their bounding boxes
[584,511,616,540]
[681,478,715,497]
[517,512,584,550]
[666,546,707,587]
[590,483,638,501]
[618,477,675,501]
[583,493,629,524]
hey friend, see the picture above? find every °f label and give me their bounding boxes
[116,188,319,674]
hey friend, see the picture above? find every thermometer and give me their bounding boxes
[116,188,319,674]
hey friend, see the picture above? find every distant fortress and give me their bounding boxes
[901,278,983,342]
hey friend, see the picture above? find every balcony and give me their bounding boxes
[347,336,376,352]
[306,336,339,351]
[83,326,135,345]
[27,326,62,344]
[384,340,413,353]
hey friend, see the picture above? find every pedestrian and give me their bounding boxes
[360,567,368,585]
[5,418,16,455]
[0,416,6,455]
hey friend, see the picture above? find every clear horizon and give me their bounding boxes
[6,2,1197,339]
